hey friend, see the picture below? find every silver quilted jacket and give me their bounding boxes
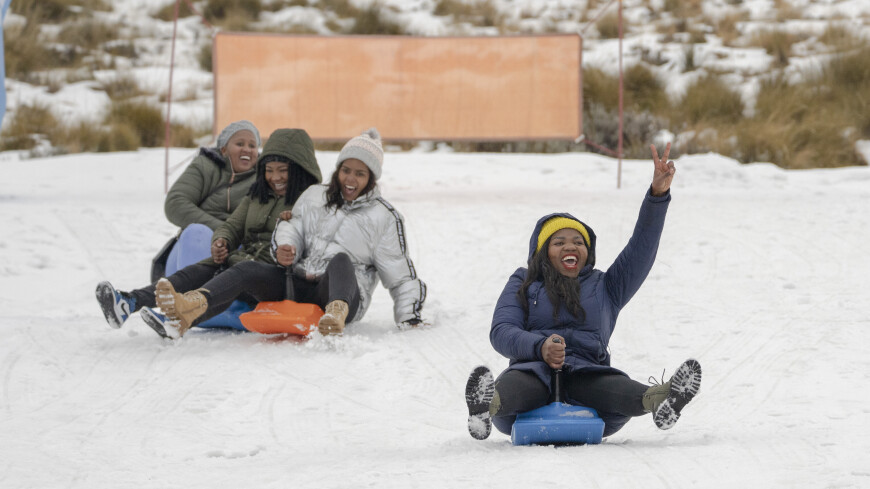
[271,185,426,324]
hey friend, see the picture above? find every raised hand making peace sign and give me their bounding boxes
[650,142,676,197]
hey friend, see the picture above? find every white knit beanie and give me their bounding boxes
[216,120,261,150]
[336,128,383,180]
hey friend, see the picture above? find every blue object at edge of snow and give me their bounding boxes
[169,223,253,331]
[511,402,605,446]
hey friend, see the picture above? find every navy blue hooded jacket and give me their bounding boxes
[490,189,671,394]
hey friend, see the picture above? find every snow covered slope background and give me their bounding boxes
[1,148,868,487]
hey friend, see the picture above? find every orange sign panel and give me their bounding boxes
[214,33,582,141]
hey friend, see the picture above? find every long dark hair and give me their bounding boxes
[517,235,586,323]
[325,162,377,210]
[248,156,318,205]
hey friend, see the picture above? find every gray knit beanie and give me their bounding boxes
[216,120,261,150]
[336,127,383,180]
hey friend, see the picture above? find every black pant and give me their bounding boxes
[128,253,360,326]
[290,252,361,321]
[491,368,648,438]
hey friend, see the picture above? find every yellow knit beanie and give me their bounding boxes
[536,217,590,253]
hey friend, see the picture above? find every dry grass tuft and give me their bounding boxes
[0,105,61,151]
[596,12,620,39]
[100,77,142,100]
[433,0,501,29]
[10,0,110,23]
[348,3,404,35]
[154,1,197,21]
[203,0,262,28]
[57,20,121,51]
[105,101,165,147]
[676,74,744,126]
[749,29,803,67]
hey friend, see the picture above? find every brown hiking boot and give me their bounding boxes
[643,359,703,430]
[318,300,349,335]
[155,279,208,337]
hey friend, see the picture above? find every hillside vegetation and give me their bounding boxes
[1,0,868,168]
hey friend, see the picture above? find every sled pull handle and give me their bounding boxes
[551,337,564,403]
[285,266,295,301]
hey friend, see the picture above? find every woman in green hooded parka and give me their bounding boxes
[96,128,322,339]
[155,120,261,281]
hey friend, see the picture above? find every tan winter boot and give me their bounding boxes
[318,300,349,335]
[155,278,208,337]
[642,379,671,413]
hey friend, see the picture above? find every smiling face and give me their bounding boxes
[221,130,259,173]
[547,228,588,278]
[264,161,289,196]
[337,158,371,202]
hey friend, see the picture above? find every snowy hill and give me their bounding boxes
[4,0,870,163]
[1,148,868,487]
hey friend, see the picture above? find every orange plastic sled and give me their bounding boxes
[239,267,324,336]
[240,300,323,335]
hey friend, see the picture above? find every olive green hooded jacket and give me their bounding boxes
[164,148,257,231]
[206,128,322,267]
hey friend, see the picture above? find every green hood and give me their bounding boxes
[257,128,322,182]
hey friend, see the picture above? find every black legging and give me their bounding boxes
[491,368,648,437]
[128,253,360,326]
[289,252,361,321]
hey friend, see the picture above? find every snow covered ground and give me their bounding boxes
[1,148,868,487]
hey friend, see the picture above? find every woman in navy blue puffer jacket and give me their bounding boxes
[465,144,702,441]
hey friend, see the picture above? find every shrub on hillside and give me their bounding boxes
[596,13,620,39]
[264,0,310,12]
[584,102,672,159]
[99,124,141,152]
[433,0,500,28]
[662,0,703,17]
[583,66,668,115]
[817,24,862,51]
[349,4,404,35]
[198,43,213,72]
[711,11,748,46]
[0,105,61,151]
[320,0,358,18]
[583,67,619,111]
[59,122,107,153]
[204,0,262,26]
[105,101,165,147]
[753,75,809,122]
[676,74,744,126]
[2,21,51,80]
[623,64,667,113]
[169,124,198,148]
[729,65,868,168]
[749,29,801,67]
[104,41,138,59]
[57,20,120,51]
[11,0,109,23]
[100,77,142,100]
[154,0,197,21]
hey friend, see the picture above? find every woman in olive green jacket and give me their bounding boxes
[156,120,261,281]
[97,128,322,339]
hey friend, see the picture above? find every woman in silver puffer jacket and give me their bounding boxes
[272,128,427,335]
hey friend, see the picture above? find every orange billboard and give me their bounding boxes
[214,33,582,142]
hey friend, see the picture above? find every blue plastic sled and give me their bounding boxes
[165,224,253,331]
[510,354,605,446]
[165,224,213,277]
[511,402,604,446]
[196,299,253,331]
